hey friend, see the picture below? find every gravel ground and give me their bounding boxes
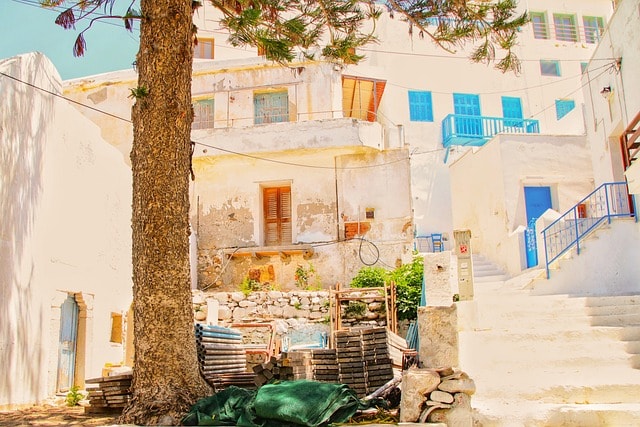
[0,404,118,427]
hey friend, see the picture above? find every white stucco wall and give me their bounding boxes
[583,0,640,185]
[531,219,640,296]
[0,53,132,408]
[450,134,594,275]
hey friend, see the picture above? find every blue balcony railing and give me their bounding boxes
[442,113,540,151]
[541,182,633,279]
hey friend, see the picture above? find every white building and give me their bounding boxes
[0,53,133,409]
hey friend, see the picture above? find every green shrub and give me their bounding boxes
[350,255,424,322]
[350,266,390,288]
[65,386,84,407]
[344,301,367,318]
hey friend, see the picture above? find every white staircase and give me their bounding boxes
[472,254,508,283]
[458,275,640,426]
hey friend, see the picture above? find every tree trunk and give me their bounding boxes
[119,0,212,424]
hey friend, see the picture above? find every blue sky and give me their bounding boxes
[1,0,139,80]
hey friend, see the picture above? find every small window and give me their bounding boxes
[263,186,292,246]
[192,98,215,129]
[530,12,549,39]
[540,60,561,77]
[553,14,577,42]
[555,99,575,120]
[408,90,433,122]
[194,37,214,59]
[580,62,589,74]
[110,313,123,344]
[501,96,523,127]
[254,91,289,124]
[583,16,604,44]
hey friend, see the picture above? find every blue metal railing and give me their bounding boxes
[542,182,633,279]
[442,114,540,147]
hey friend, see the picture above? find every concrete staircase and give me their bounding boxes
[472,254,509,283]
[458,274,640,426]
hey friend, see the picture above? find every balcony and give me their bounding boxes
[442,114,540,149]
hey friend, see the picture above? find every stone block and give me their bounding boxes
[417,305,459,369]
[399,368,441,422]
[439,378,476,395]
[427,392,472,427]
[423,251,453,306]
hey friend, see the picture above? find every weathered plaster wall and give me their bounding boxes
[0,53,132,408]
[192,147,413,291]
[450,134,594,275]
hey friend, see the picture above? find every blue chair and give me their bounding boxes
[431,233,444,252]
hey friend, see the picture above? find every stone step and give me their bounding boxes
[472,402,640,427]
[590,313,640,327]
[585,294,640,308]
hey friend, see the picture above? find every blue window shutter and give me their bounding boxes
[408,90,433,122]
[453,93,481,116]
[555,99,575,120]
[501,96,523,127]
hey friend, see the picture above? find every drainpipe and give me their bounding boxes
[334,156,340,240]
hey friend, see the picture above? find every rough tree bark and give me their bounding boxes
[119,0,212,424]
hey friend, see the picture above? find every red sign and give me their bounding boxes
[459,244,468,254]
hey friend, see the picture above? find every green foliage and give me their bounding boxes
[344,301,367,318]
[350,255,424,321]
[294,263,320,290]
[240,276,262,295]
[65,386,84,407]
[391,255,424,321]
[128,86,149,100]
[350,266,390,289]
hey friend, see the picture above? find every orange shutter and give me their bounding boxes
[263,186,291,246]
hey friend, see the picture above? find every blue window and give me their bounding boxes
[453,93,482,137]
[583,16,604,44]
[501,96,523,127]
[555,99,575,120]
[254,91,289,124]
[408,90,433,122]
[540,60,560,76]
[192,98,215,130]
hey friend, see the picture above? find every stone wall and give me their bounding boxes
[192,289,389,349]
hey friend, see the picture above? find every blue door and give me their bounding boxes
[453,93,482,137]
[501,96,523,127]
[57,295,78,393]
[524,186,552,223]
[524,186,552,268]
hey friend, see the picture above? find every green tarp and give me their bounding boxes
[182,380,362,426]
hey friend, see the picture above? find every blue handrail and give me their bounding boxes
[442,113,540,147]
[541,182,633,279]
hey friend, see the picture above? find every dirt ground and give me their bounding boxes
[0,404,119,427]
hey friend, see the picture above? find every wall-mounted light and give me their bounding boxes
[600,86,612,98]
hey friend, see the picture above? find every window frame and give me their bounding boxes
[194,37,215,59]
[530,12,549,39]
[553,13,578,42]
[540,60,561,77]
[555,99,576,120]
[408,90,434,122]
[263,185,292,247]
[501,96,524,127]
[254,90,290,125]
[192,97,215,130]
[583,16,604,44]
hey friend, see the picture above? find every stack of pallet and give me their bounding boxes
[195,324,249,387]
[361,327,394,392]
[334,327,395,397]
[335,330,367,396]
[85,373,132,413]
[253,349,340,386]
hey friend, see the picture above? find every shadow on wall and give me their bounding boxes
[0,53,55,406]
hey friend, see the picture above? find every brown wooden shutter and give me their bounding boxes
[263,186,291,246]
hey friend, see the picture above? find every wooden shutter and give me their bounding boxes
[263,186,291,246]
